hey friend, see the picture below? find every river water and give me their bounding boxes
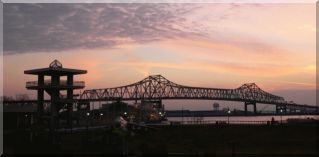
[167,115,318,124]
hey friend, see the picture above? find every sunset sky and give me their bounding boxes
[2,2,316,110]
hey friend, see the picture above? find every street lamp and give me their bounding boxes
[182,106,184,124]
[280,109,284,124]
[24,114,29,129]
[85,112,90,144]
[227,109,231,124]
[86,112,90,129]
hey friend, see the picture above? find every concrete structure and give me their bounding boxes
[24,60,87,134]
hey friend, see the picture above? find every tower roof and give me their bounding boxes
[49,59,63,69]
[24,60,87,76]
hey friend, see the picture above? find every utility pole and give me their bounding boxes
[182,105,184,124]
[227,108,231,125]
[280,109,283,124]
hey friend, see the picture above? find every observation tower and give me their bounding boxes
[25,60,87,130]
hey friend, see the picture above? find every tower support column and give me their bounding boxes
[50,75,60,143]
[37,74,44,123]
[67,74,74,128]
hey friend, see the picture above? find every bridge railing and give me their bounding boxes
[26,80,85,88]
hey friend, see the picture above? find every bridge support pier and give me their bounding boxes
[244,102,257,115]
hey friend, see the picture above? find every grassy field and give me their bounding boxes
[3,123,318,156]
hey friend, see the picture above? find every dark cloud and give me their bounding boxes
[4,3,204,55]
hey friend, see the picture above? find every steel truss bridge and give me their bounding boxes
[79,75,317,114]
[3,75,318,114]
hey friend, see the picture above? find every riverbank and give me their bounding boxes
[3,122,318,156]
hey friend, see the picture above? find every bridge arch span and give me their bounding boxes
[80,75,285,105]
